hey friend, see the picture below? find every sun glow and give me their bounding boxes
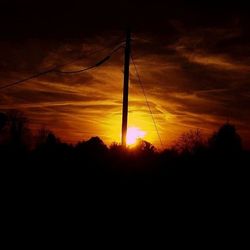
[126,127,146,146]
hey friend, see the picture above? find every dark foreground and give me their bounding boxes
[1,144,249,244]
[2,145,249,198]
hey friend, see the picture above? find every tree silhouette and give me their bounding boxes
[35,127,54,147]
[134,139,156,155]
[173,129,205,155]
[46,132,60,146]
[0,108,248,189]
[209,123,242,154]
[75,137,108,160]
[0,110,31,151]
[35,129,61,152]
[84,137,108,154]
[109,142,123,154]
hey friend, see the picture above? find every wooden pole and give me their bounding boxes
[121,29,131,147]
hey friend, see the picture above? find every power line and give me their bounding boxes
[0,41,124,91]
[131,54,164,150]
[0,47,108,90]
[53,39,124,70]
[0,68,55,90]
[55,43,124,74]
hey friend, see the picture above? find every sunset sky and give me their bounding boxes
[1,0,250,149]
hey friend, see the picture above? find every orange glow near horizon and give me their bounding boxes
[126,127,146,146]
[101,106,166,148]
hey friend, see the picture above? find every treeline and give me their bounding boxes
[0,110,249,187]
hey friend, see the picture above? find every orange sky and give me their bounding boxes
[1,32,250,149]
[1,1,250,149]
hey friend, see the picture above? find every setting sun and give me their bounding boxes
[126,127,146,146]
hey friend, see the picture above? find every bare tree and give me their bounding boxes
[173,129,205,155]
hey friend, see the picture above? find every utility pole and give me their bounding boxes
[121,29,131,147]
